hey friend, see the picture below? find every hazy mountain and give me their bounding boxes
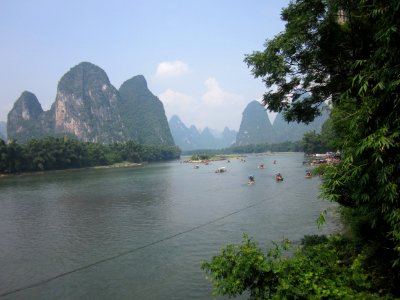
[7,62,174,145]
[7,91,53,142]
[168,115,200,150]
[0,121,7,140]
[119,75,174,145]
[199,127,219,149]
[234,99,329,146]
[220,127,237,148]
[168,115,237,150]
[273,108,329,142]
[272,91,329,142]
[53,62,124,142]
[234,100,276,146]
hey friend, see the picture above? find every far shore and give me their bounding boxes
[0,161,142,178]
[181,154,246,164]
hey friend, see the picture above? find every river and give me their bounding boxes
[0,152,339,299]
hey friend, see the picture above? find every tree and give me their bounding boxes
[319,117,337,150]
[0,139,8,172]
[204,0,400,297]
[6,139,25,173]
[0,138,181,174]
[245,0,400,263]
[202,235,380,299]
[302,131,323,154]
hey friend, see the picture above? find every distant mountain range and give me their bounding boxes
[7,62,174,145]
[168,100,328,151]
[272,109,328,143]
[168,115,236,151]
[4,62,329,150]
[234,100,329,146]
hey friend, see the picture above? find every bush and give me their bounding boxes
[202,234,389,299]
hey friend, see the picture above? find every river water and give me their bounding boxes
[0,152,339,299]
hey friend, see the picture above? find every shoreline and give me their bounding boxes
[0,161,142,178]
[181,154,246,164]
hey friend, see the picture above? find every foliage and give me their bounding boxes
[190,154,211,161]
[244,0,371,124]
[301,130,332,155]
[0,137,181,174]
[317,0,400,272]
[202,234,385,299]
[243,0,400,291]
[301,116,340,154]
[203,0,400,298]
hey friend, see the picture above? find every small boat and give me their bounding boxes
[305,170,312,178]
[194,165,200,169]
[248,175,255,185]
[215,167,227,173]
[258,164,265,169]
[275,173,283,181]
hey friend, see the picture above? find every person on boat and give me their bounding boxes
[275,173,283,181]
[248,175,255,183]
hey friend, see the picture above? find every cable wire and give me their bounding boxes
[0,198,266,298]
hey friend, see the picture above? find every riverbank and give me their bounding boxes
[181,154,246,164]
[0,161,142,178]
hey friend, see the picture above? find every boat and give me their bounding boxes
[248,175,255,185]
[215,167,227,173]
[194,165,200,169]
[275,173,283,181]
[258,164,265,169]
[305,170,312,178]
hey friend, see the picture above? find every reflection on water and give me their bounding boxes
[0,153,339,299]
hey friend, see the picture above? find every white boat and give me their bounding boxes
[215,167,227,173]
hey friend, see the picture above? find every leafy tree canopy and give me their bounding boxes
[244,0,374,123]
[0,137,181,174]
[204,0,400,297]
[245,0,400,261]
[202,234,382,299]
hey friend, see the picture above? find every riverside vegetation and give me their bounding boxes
[202,0,400,298]
[0,137,181,174]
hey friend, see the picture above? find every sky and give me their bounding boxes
[0,0,290,132]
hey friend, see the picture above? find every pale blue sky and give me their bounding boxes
[0,0,289,131]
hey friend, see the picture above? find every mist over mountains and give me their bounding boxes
[168,115,237,151]
[169,100,328,151]
[234,100,329,146]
